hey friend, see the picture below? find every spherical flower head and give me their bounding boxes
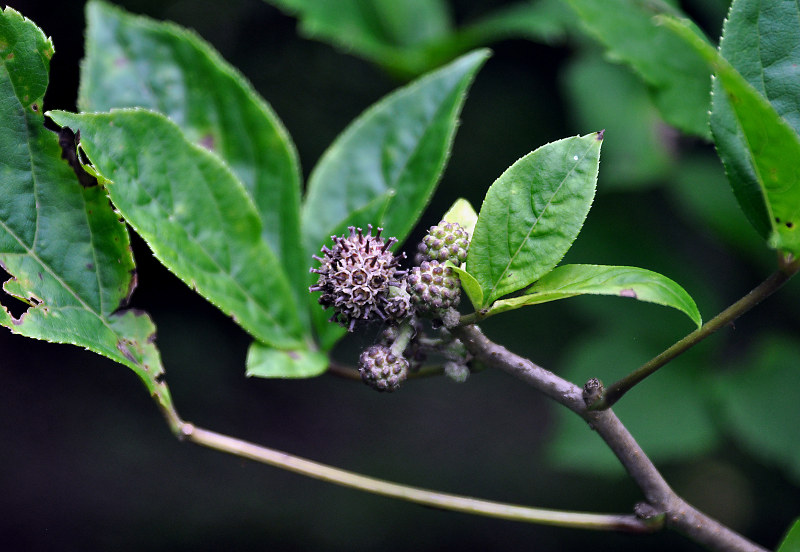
[407,260,461,313]
[417,220,470,265]
[359,344,409,392]
[309,225,407,330]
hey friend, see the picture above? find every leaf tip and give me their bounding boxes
[596,129,605,141]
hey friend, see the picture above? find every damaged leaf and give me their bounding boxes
[0,7,171,408]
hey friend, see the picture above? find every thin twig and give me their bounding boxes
[590,256,800,410]
[447,322,769,552]
[159,414,657,532]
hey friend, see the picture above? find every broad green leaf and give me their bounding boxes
[79,1,307,323]
[487,264,702,327]
[442,198,478,237]
[446,263,483,310]
[566,0,711,138]
[302,49,488,256]
[548,327,717,474]
[467,132,602,306]
[663,16,800,255]
[246,342,328,378]
[0,8,170,408]
[562,52,672,190]
[48,109,305,350]
[777,519,800,552]
[709,0,800,250]
[713,337,800,486]
[303,49,488,347]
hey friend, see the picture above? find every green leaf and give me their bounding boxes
[79,1,307,323]
[662,16,800,255]
[708,0,800,251]
[303,49,488,346]
[246,342,328,378]
[442,197,478,237]
[0,8,170,408]
[548,328,717,475]
[487,264,701,327]
[566,0,711,138]
[302,49,488,255]
[467,132,602,306]
[446,263,483,310]
[48,109,305,350]
[777,519,800,552]
[713,337,800,486]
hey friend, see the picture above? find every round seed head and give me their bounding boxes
[359,344,409,392]
[417,221,470,264]
[310,225,408,330]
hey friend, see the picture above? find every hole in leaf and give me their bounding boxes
[0,265,38,320]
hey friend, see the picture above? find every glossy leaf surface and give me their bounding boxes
[467,132,602,306]
[0,8,170,407]
[777,519,800,552]
[488,264,701,327]
[708,0,800,252]
[48,109,305,350]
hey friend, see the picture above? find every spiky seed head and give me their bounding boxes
[407,260,461,313]
[310,225,407,330]
[359,344,409,392]
[416,220,470,265]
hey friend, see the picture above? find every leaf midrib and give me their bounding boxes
[486,144,592,302]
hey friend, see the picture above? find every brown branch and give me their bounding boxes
[447,322,768,552]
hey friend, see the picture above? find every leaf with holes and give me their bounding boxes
[0,7,170,408]
[467,132,603,307]
[79,1,307,327]
[48,109,306,350]
[487,264,701,327]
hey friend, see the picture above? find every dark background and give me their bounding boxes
[1,0,798,550]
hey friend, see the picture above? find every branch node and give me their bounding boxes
[582,377,604,407]
[634,502,665,524]
[178,422,195,441]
